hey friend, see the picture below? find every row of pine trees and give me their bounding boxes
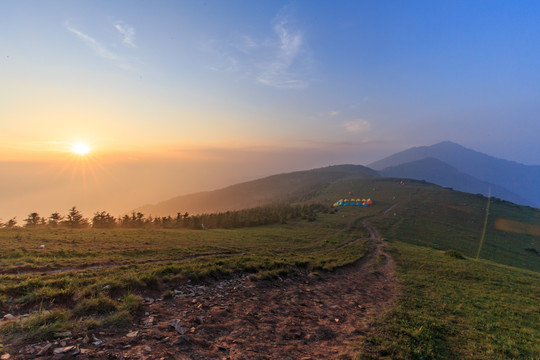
[1,204,328,230]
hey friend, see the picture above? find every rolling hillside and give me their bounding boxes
[369,141,540,207]
[134,159,540,272]
[379,157,531,205]
[137,141,540,218]
[305,176,540,272]
[2,165,539,359]
[136,164,378,216]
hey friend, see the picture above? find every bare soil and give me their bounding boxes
[7,220,396,360]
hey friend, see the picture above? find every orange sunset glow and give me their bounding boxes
[0,1,538,223]
[1,2,539,358]
[71,142,91,155]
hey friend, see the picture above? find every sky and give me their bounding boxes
[1,0,539,222]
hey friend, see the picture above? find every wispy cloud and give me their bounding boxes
[234,35,258,54]
[256,9,310,89]
[114,22,136,48]
[199,39,240,73]
[343,119,371,132]
[67,25,122,61]
[66,23,138,71]
[202,7,312,90]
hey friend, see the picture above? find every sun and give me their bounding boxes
[71,142,91,155]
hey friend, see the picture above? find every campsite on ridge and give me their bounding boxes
[136,141,540,218]
[0,160,538,358]
[2,1,540,358]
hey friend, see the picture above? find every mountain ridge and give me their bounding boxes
[136,164,378,216]
[135,142,539,216]
[370,141,540,207]
[379,157,532,206]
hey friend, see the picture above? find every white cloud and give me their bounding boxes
[274,18,302,61]
[200,7,312,89]
[256,10,310,89]
[343,119,371,132]
[67,26,122,61]
[199,39,239,73]
[256,65,308,89]
[114,22,136,48]
[66,24,138,71]
[234,35,258,53]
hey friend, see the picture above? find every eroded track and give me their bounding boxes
[7,219,396,360]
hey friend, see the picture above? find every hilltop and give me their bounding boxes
[131,150,540,272]
[136,165,377,217]
[369,141,540,207]
[305,176,540,272]
[1,166,539,358]
[135,141,540,220]
[135,161,540,272]
[379,157,531,205]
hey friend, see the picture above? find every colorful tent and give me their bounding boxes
[332,197,374,207]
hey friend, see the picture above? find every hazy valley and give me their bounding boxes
[3,2,540,358]
[0,142,539,359]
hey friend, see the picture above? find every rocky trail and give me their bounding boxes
[4,220,396,360]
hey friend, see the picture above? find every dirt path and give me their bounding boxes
[9,219,396,360]
[383,203,399,216]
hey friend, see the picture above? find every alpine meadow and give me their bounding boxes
[1,1,539,359]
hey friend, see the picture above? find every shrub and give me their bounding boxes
[73,295,118,316]
[120,294,143,314]
[1,309,69,341]
[102,310,131,327]
[161,289,174,300]
[444,249,466,260]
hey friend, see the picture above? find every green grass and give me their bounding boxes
[361,179,540,272]
[308,177,540,358]
[2,309,70,342]
[1,175,539,354]
[0,212,371,342]
[72,295,118,316]
[358,241,540,359]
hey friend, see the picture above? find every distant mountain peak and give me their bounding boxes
[370,141,540,207]
[433,140,461,146]
[135,164,378,217]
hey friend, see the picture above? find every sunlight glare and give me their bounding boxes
[71,142,91,155]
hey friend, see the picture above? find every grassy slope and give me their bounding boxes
[1,174,539,355]
[0,215,368,273]
[357,242,539,360]
[321,178,540,359]
[0,213,370,341]
[311,177,539,358]
[311,176,540,272]
[137,164,378,216]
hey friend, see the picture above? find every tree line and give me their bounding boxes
[0,203,329,230]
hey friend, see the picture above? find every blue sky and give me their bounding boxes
[1,0,539,219]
